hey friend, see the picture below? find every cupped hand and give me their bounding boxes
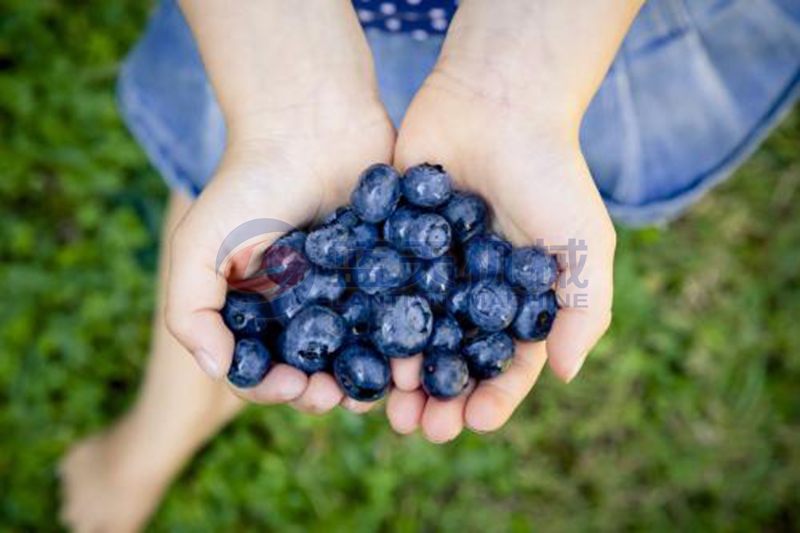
[165,103,395,414]
[388,68,616,442]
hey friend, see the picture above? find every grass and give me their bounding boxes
[1,2,798,531]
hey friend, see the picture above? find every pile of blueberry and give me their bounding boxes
[222,164,559,402]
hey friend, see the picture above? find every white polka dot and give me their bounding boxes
[411,29,429,41]
[357,9,375,22]
[431,17,448,31]
[380,2,397,15]
[385,18,402,31]
[429,8,446,19]
[406,0,422,4]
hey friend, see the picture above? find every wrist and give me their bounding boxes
[435,0,643,124]
[225,75,387,144]
[180,0,383,140]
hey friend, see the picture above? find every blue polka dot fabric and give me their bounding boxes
[354,0,458,40]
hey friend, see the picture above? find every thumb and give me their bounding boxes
[165,215,233,380]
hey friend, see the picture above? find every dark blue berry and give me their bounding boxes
[406,212,452,259]
[383,205,418,248]
[421,350,469,399]
[464,232,511,282]
[462,332,514,379]
[402,163,453,208]
[333,343,391,401]
[467,280,519,332]
[280,305,345,373]
[321,205,360,228]
[305,222,357,268]
[265,281,312,324]
[222,291,272,338]
[263,230,309,286]
[354,246,411,295]
[505,246,558,294]
[511,290,558,341]
[351,164,401,223]
[307,267,347,303]
[228,338,272,388]
[353,221,380,249]
[321,205,379,250]
[339,291,373,338]
[438,192,488,244]
[385,206,451,259]
[446,282,474,323]
[415,255,457,296]
[266,266,344,324]
[427,315,463,353]
[371,294,433,358]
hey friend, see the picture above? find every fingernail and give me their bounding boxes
[195,349,222,380]
[467,424,489,435]
[565,351,589,383]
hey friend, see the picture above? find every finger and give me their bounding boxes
[165,220,232,380]
[341,396,380,414]
[386,388,426,434]
[547,222,615,382]
[390,355,423,391]
[233,364,308,404]
[497,154,616,384]
[290,372,344,414]
[421,380,476,444]
[465,341,547,433]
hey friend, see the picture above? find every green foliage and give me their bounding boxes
[0,2,797,531]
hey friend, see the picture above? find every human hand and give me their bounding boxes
[385,5,629,440]
[165,1,400,414]
[165,102,395,413]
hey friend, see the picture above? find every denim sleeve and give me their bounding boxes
[118,0,799,226]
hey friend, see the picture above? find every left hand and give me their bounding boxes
[386,64,617,443]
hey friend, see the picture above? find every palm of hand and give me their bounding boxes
[386,77,616,441]
[166,112,396,412]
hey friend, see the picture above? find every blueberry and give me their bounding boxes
[305,222,357,268]
[371,294,434,358]
[385,206,451,259]
[446,282,474,323]
[228,337,272,388]
[407,212,452,259]
[321,205,360,228]
[353,221,380,249]
[427,315,463,353]
[384,205,419,249]
[339,291,373,338]
[351,163,402,223]
[221,291,272,338]
[263,230,309,287]
[401,163,453,208]
[333,343,391,401]
[415,255,457,296]
[467,280,518,332]
[421,350,469,399]
[307,267,347,302]
[280,305,346,373]
[462,331,514,379]
[464,232,511,282]
[438,192,488,244]
[511,290,558,341]
[266,266,344,324]
[505,246,558,294]
[354,246,411,295]
[266,281,313,325]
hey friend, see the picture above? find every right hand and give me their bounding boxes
[165,101,395,414]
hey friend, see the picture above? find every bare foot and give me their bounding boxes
[59,423,171,533]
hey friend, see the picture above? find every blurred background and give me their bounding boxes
[1,2,798,532]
